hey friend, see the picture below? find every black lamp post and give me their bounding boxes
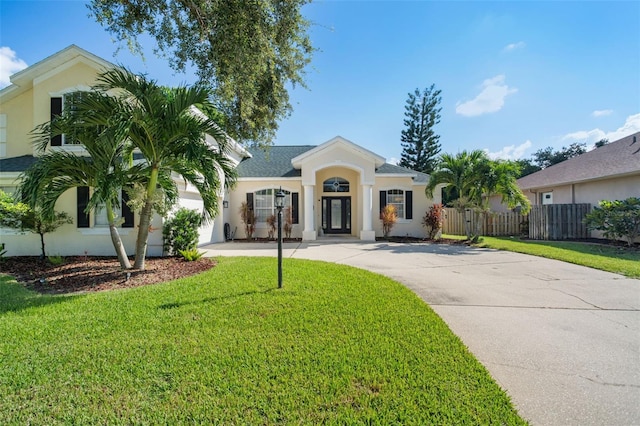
[275,187,286,289]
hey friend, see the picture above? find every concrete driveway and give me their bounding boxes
[203,239,640,425]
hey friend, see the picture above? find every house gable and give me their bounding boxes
[292,136,386,185]
[1,45,116,104]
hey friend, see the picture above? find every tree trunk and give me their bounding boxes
[133,165,159,270]
[133,200,154,270]
[106,199,131,270]
[39,232,46,259]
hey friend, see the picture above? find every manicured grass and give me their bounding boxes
[0,257,527,425]
[467,236,640,278]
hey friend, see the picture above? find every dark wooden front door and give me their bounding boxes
[322,197,351,234]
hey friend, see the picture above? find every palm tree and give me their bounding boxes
[21,92,137,269]
[93,69,238,270]
[480,160,531,212]
[426,150,485,205]
[426,150,530,239]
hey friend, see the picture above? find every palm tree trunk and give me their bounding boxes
[106,199,131,270]
[133,166,159,270]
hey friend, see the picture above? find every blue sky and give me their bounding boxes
[1,0,639,164]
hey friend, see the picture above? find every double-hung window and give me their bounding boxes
[379,189,413,220]
[50,91,86,146]
[77,187,134,229]
[246,189,299,224]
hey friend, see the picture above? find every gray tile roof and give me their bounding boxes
[375,163,430,183]
[0,153,147,174]
[0,155,38,172]
[518,132,640,190]
[237,146,315,177]
[237,145,429,182]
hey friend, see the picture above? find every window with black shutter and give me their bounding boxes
[77,186,90,228]
[50,97,62,146]
[122,190,134,228]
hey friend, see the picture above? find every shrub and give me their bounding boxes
[163,208,203,255]
[48,255,64,266]
[266,214,277,240]
[585,197,640,246]
[239,202,256,240]
[380,204,397,238]
[422,203,444,239]
[178,248,204,261]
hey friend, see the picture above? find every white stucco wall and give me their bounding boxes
[0,187,164,257]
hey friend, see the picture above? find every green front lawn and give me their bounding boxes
[0,257,526,425]
[468,236,640,278]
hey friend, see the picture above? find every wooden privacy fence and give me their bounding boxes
[442,204,591,240]
[528,204,591,240]
[442,208,526,237]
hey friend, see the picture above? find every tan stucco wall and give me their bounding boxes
[373,177,432,238]
[228,179,304,240]
[574,175,640,206]
[0,90,33,158]
[0,61,103,159]
[520,174,640,207]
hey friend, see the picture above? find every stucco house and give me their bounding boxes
[228,137,439,241]
[1,45,440,257]
[0,45,247,256]
[517,132,640,207]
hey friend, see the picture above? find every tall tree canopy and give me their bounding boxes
[398,85,442,174]
[88,0,314,145]
[532,142,586,169]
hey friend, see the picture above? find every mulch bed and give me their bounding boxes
[1,256,216,295]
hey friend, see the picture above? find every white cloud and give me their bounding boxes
[388,157,400,165]
[0,47,27,89]
[503,41,525,52]
[591,109,613,117]
[486,140,532,160]
[562,113,640,145]
[455,75,518,117]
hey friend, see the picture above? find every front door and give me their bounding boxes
[322,197,351,234]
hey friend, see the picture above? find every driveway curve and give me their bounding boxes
[203,240,640,425]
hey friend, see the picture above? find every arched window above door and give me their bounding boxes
[323,177,349,193]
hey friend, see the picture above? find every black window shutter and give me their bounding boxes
[379,190,387,214]
[50,97,62,146]
[405,190,413,220]
[122,190,134,228]
[291,192,299,224]
[246,193,254,211]
[77,186,90,228]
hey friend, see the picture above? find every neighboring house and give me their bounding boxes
[0,46,441,256]
[488,132,639,241]
[516,132,639,207]
[0,45,247,256]
[228,137,441,241]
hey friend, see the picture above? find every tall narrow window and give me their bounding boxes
[387,189,405,219]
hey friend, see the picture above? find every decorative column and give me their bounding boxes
[360,184,375,240]
[302,184,317,240]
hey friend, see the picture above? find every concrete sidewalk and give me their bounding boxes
[202,240,640,425]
